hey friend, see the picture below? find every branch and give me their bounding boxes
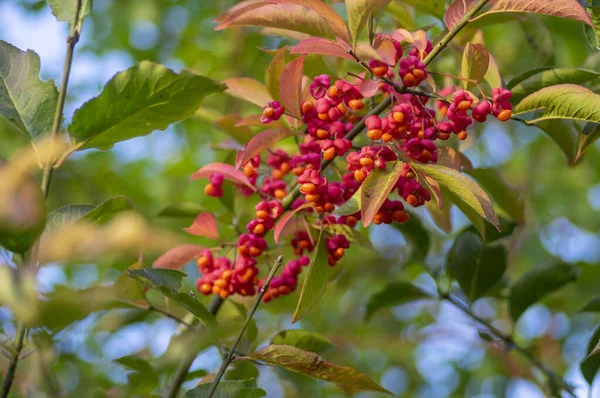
[165,5,492,393]
[2,2,85,397]
[440,292,576,397]
[208,256,284,397]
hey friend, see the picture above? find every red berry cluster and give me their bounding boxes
[195,30,512,303]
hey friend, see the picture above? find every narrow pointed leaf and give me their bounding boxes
[346,0,390,46]
[581,325,600,385]
[293,229,331,322]
[153,244,205,269]
[408,162,499,231]
[366,281,434,320]
[69,62,223,150]
[514,84,600,124]
[235,127,295,169]
[280,55,305,119]
[579,297,600,313]
[334,185,363,216]
[216,0,351,43]
[361,161,404,227]
[461,42,489,89]
[509,263,579,322]
[185,379,266,398]
[0,40,58,139]
[265,47,287,102]
[508,68,600,104]
[274,203,314,243]
[182,212,219,240]
[242,345,393,395]
[127,268,186,295]
[290,37,357,62]
[83,196,135,224]
[158,202,207,218]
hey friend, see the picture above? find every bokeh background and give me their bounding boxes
[1,0,600,397]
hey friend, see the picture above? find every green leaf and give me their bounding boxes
[535,119,600,164]
[114,262,145,301]
[314,223,374,251]
[401,0,445,19]
[585,7,600,49]
[334,185,363,216]
[114,355,155,374]
[461,42,489,90]
[83,196,135,224]
[69,61,224,150]
[265,47,287,102]
[47,0,93,24]
[242,345,393,395]
[127,268,185,295]
[361,161,405,227]
[579,297,600,313]
[0,40,58,139]
[292,229,333,323]
[508,68,600,104]
[466,168,524,223]
[447,230,507,302]
[157,202,207,218]
[271,330,335,354]
[509,263,579,322]
[408,162,499,232]
[170,292,218,330]
[185,379,265,398]
[45,204,95,232]
[392,213,431,263]
[513,84,600,125]
[581,324,600,385]
[468,216,518,243]
[346,0,389,46]
[365,281,434,320]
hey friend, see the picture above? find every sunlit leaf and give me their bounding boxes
[280,55,305,119]
[447,230,507,302]
[461,42,489,89]
[242,345,393,395]
[271,329,335,354]
[361,161,405,227]
[445,0,593,30]
[0,40,58,139]
[153,244,205,270]
[216,0,351,43]
[47,0,93,24]
[509,263,579,322]
[334,185,363,216]
[484,54,503,89]
[127,268,185,295]
[293,229,332,322]
[408,162,499,232]
[265,47,287,102]
[290,37,357,62]
[224,77,272,108]
[216,114,253,144]
[508,68,600,104]
[182,212,219,240]
[274,203,314,243]
[365,281,434,320]
[235,127,296,169]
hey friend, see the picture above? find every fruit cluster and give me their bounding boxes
[195,31,512,302]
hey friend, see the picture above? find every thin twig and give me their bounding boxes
[207,256,284,397]
[1,2,85,396]
[440,292,576,397]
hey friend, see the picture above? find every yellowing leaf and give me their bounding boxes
[346,0,390,46]
[242,345,393,395]
[223,77,273,108]
[461,42,490,89]
[361,161,404,227]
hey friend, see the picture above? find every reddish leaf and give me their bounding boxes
[235,114,269,127]
[393,29,428,57]
[241,345,393,395]
[261,27,312,42]
[436,147,462,171]
[266,47,288,101]
[290,37,357,62]
[361,161,404,227]
[280,55,306,119]
[354,43,382,61]
[224,77,272,108]
[235,127,296,169]
[216,0,351,43]
[153,244,205,269]
[359,79,380,98]
[214,0,263,22]
[445,0,593,30]
[374,37,398,66]
[190,162,255,191]
[182,212,219,240]
[273,203,314,243]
